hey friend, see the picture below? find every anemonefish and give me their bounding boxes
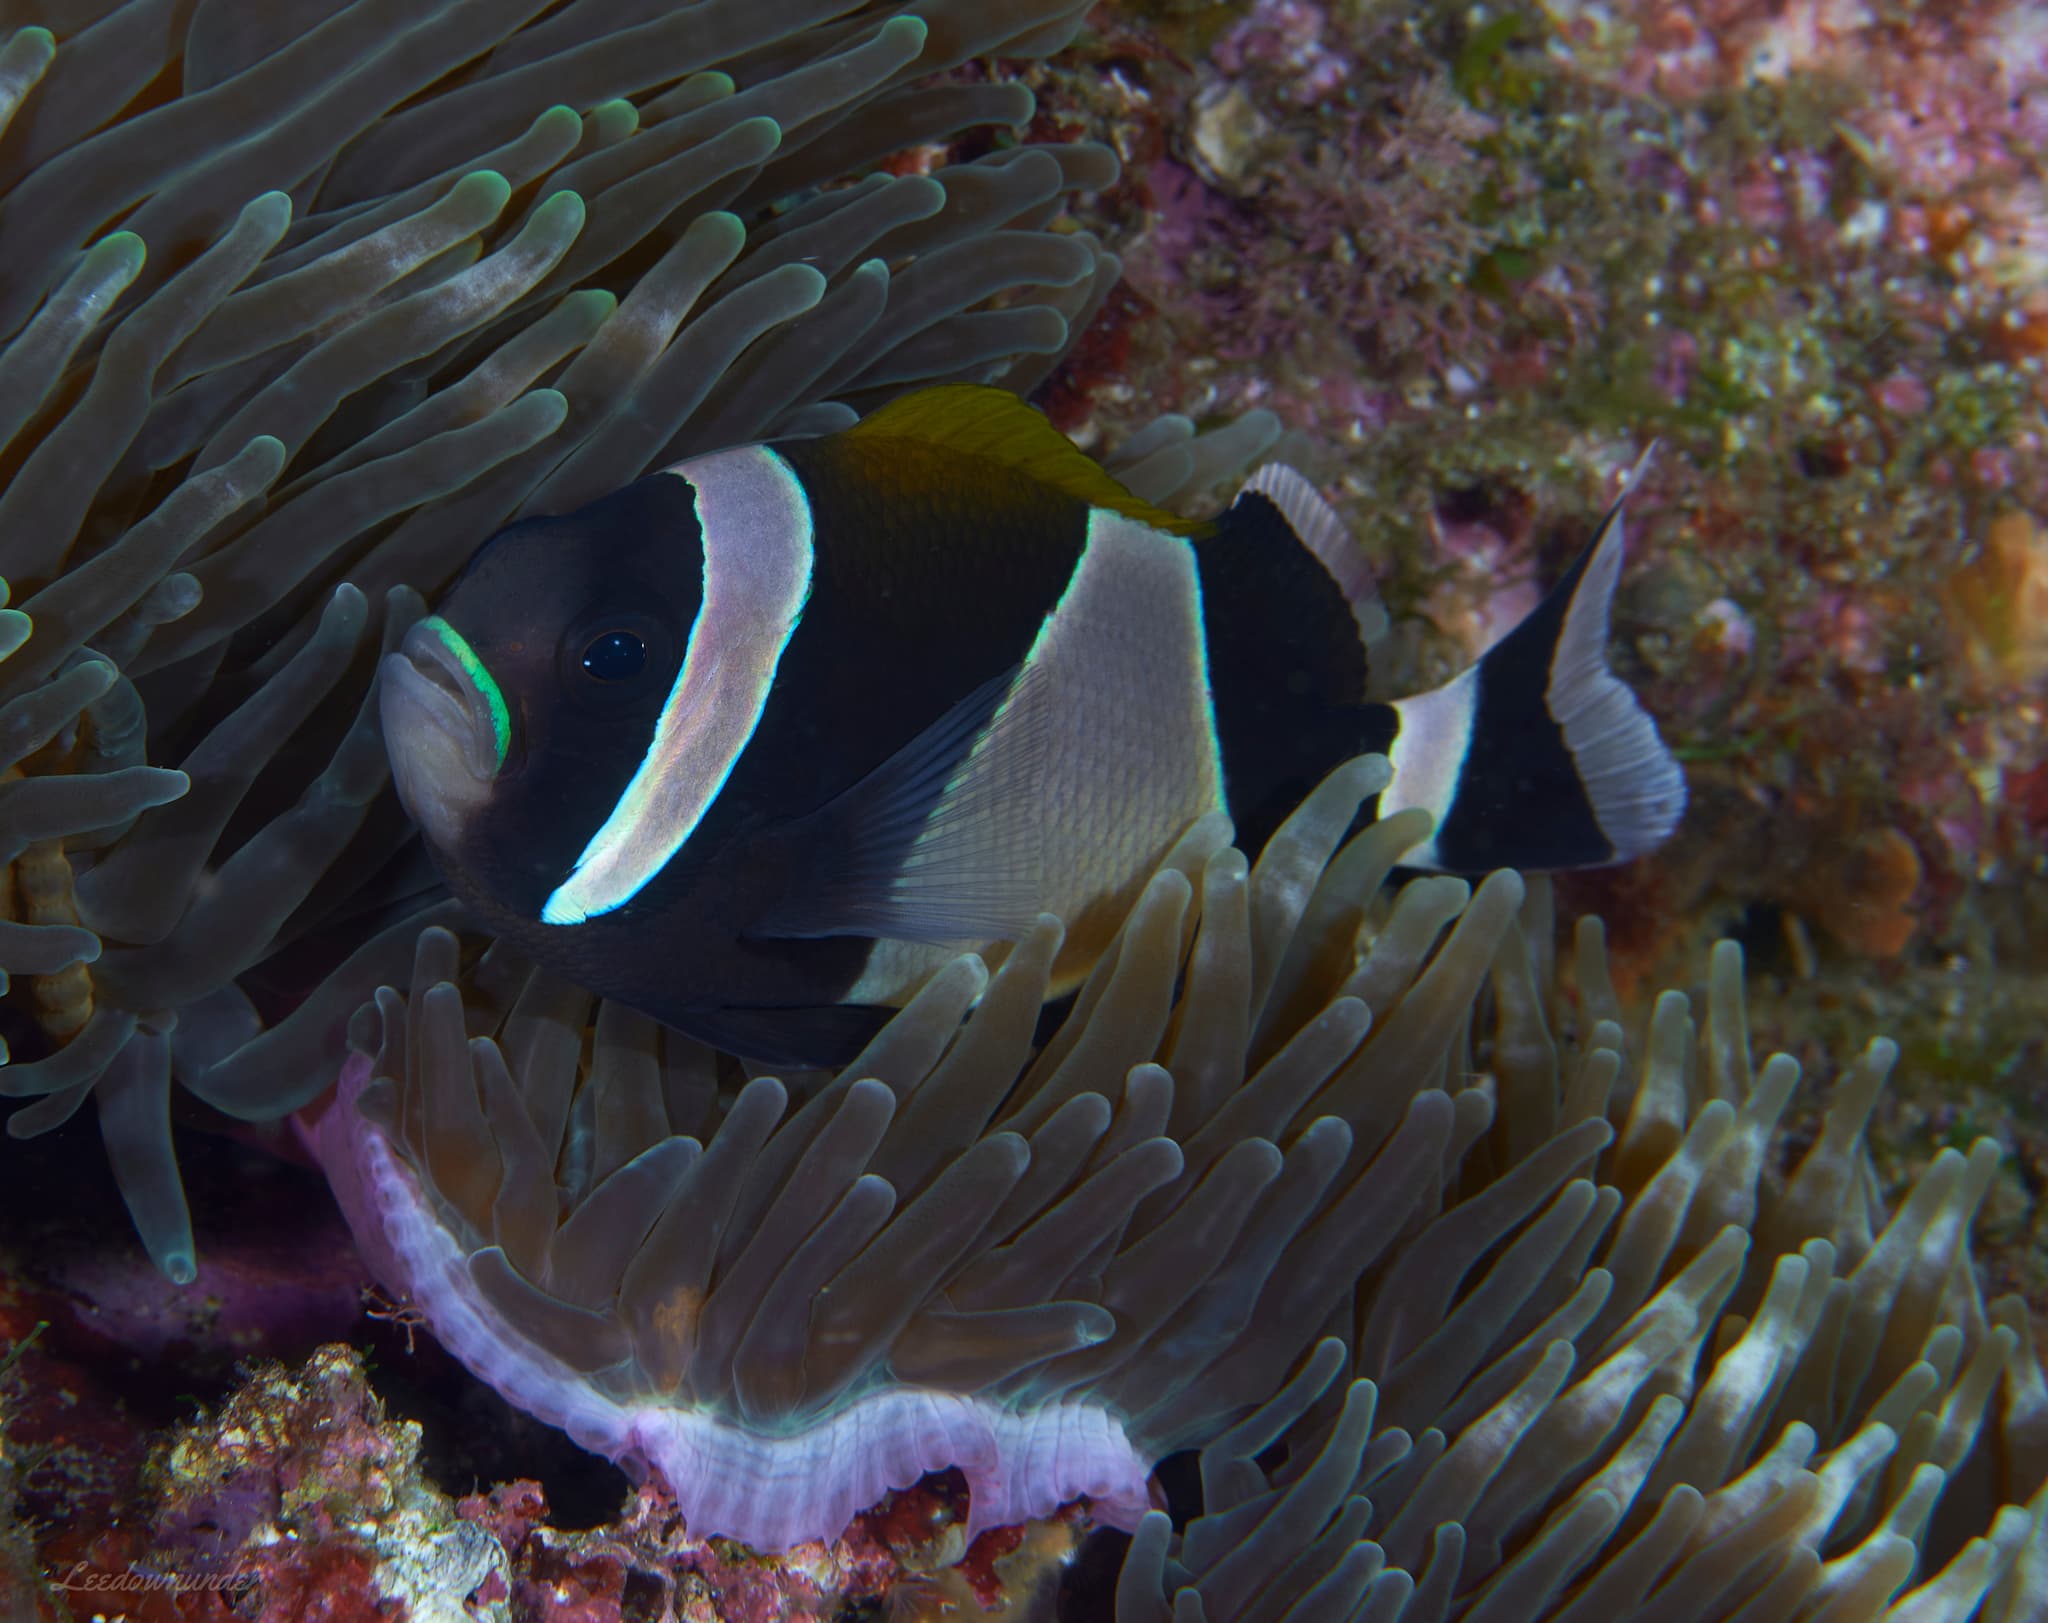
[382,386,1685,1064]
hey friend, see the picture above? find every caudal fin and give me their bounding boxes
[1378,470,1686,872]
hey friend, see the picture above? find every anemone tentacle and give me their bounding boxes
[305,753,2048,1614]
[0,0,1153,1278]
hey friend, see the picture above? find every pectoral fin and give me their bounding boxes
[753,663,1050,945]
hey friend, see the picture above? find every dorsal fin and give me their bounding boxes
[848,384,1203,536]
[1239,463,1387,643]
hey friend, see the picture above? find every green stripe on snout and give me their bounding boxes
[421,615,511,771]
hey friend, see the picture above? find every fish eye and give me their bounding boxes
[581,630,647,683]
[561,600,668,700]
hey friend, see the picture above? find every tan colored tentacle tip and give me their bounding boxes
[3,25,54,62]
[938,951,990,1000]
[1473,866,1528,915]
[1177,808,1236,861]
[243,191,294,232]
[1191,807,1234,839]
[1022,911,1066,960]
[1347,751,1395,799]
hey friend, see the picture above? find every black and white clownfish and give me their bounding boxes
[382,386,1685,1064]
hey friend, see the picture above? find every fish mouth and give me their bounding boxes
[380,617,508,850]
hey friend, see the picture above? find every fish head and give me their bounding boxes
[381,488,700,891]
[381,610,511,852]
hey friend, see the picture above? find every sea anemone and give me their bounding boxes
[0,0,1136,1284]
[1118,945,2048,1623]
[6,7,2042,1616]
[302,752,2048,1615]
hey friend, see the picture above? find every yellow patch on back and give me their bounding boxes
[849,384,1205,536]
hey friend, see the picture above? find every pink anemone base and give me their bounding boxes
[301,1054,1156,1552]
